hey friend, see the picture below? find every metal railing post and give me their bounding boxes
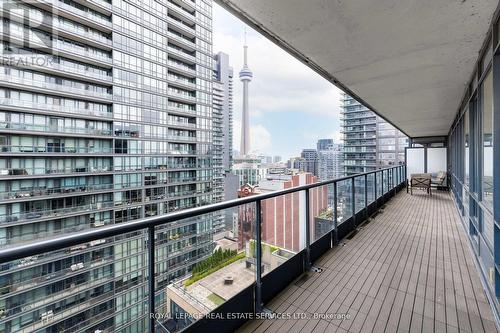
[305,189,311,270]
[386,170,390,195]
[364,173,368,219]
[255,200,263,313]
[381,170,385,201]
[403,164,408,188]
[393,168,395,187]
[392,168,396,196]
[148,226,155,333]
[351,177,356,228]
[374,171,378,211]
[333,182,338,245]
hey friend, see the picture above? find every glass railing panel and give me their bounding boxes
[311,184,336,242]
[354,175,365,213]
[382,169,389,194]
[258,191,307,276]
[337,179,352,224]
[376,170,383,199]
[155,204,256,332]
[367,173,375,203]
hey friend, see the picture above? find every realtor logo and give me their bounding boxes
[0,1,56,52]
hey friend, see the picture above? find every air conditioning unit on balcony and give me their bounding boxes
[70,262,84,271]
[94,220,105,227]
[40,310,53,322]
[90,239,105,247]
[69,244,87,252]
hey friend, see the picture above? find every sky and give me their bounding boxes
[212,3,343,161]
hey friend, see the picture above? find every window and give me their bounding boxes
[464,109,469,187]
[482,70,493,209]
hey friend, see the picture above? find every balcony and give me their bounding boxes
[168,76,197,90]
[168,90,197,103]
[168,119,197,129]
[1,55,112,85]
[168,46,197,63]
[0,121,113,138]
[0,165,498,333]
[0,163,207,179]
[167,31,196,50]
[168,104,198,116]
[0,98,113,119]
[168,61,197,76]
[0,0,499,331]
[236,190,497,333]
[0,201,113,225]
[167,0,196,24]
[5,2,112,48]
[0,75,112,102]
[0,183,113,203]
[0,26,112,67]
[86,0,113,13]
[28,0,113,31]
[167,15,196,36]
[167,134,197,142]
[0,145,113,155]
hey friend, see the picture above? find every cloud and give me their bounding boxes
[233,120,272,155]
[213,4,342,124]
[332,130,342,143]
[213,4,343,158]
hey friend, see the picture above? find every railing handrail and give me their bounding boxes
[0,165,404,263]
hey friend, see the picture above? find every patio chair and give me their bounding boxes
[431,171,447,189]
[409,173,432,196]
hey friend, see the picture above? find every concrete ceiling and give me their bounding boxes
[216,0,499,138]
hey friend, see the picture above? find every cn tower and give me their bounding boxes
[239,32,253,156]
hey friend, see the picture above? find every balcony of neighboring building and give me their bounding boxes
[0,182,114,204]
[167,13,197,37]
[0,73,112,103]
[24,0,113,32]
[167,0,197,24]
[0,91,113,120]
[0,200,114,226]
[0,22,112,68]
[5,2,112,49]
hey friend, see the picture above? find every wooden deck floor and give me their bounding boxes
[237,191,499,333]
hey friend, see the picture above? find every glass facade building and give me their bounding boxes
[341,93,408,176]
[0,0,215,332]
[317,143,343,181]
